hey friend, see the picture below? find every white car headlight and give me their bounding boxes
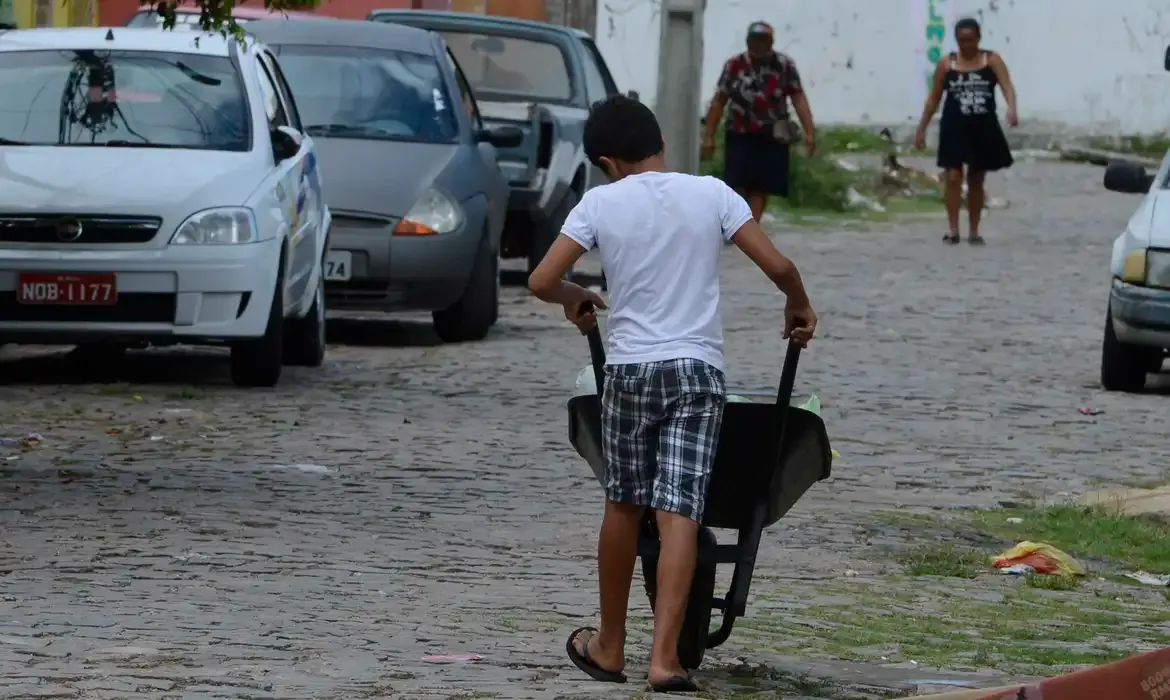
[1146,250,1170,288]
[394,188,463,235]
[170,207,257,245]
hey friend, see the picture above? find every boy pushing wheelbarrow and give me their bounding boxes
[528,95,817,693]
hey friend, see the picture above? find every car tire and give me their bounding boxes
[527,189,578,278]
[230,262,285,388]
[1101,306,1159,392]
[433,234,498,343]
[282,270,326,367]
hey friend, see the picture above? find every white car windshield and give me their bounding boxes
[440,31,571,102]
[272,44,458,144]
[0,49,250,150]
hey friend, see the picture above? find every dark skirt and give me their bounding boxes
[723,130,790,196]
[937,115,1013,172]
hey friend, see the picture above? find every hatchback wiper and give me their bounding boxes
[0,137,29,145]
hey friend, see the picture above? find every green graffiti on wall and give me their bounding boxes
[925,0,945,91]
[0,0,15,26]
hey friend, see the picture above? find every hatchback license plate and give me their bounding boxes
[17,272,117,305]
[324,251,352,281]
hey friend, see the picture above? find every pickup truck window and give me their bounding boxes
[580,37,619,97]
[440,31,572,103]
[0,49,250,150]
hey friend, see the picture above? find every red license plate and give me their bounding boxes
[17,272,117,305]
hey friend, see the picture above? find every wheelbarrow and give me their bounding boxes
[566,323,833,670]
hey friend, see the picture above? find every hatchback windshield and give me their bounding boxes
[439,32,571,102]
[0,50,250,150]
[272,44,458,144]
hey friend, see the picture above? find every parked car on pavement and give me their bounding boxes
[246,18,521,342]
[0,27,330,387]
[1101,159,1169,391]
[125,5,316,29]
[368,10,630,275]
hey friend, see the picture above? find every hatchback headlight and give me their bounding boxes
[170,207,257,245]
[1146,250,1170,289]
[394,188,463,236]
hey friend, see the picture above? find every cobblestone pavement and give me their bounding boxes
[1,161,1168,700]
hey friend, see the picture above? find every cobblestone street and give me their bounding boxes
[2,160,1168,699]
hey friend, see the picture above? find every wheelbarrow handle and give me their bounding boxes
[581,301,606,395]
[774,339,802,407]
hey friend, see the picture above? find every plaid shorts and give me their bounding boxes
[601,358,726,522]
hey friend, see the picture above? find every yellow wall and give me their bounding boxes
[12,0,97,27]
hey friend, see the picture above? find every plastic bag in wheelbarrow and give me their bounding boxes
[566,392,833,531]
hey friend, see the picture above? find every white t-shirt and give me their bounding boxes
[561,171,752,372]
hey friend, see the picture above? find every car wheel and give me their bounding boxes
[527,189,578,278]
[433,234,498,343]
[230,263,284,388]
[1101,306,1159,392]
[282,270,326,367]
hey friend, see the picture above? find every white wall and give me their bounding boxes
[595,0,1170,135]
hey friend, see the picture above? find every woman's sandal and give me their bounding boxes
[565,627,627,683]
[968,233,986,245]
[943,232,961,244]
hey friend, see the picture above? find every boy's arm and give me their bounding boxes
[730,218,817,344]
[730,219,809,303]
[528,234,591,305]
[528,194,607,332]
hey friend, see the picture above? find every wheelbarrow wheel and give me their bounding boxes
[639,526,718,670]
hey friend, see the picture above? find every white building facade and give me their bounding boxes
[595,0,1170,135]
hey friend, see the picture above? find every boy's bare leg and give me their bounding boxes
[648,510,699,682]
[577,500,644,671]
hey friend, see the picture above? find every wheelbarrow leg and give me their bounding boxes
[706,501,767,648]
[638,519,719,670]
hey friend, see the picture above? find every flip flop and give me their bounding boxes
[943,232,960,244]
[648,674,700,693]
[565,627,626,683]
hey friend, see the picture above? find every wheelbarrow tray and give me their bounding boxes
[567,394,833,530]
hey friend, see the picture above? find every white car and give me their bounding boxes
[1103,158,1170,391]
[0,27,330,387]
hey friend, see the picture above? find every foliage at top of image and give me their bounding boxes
[140,0,321,35]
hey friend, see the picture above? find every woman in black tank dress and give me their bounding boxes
[914,18,1018,244]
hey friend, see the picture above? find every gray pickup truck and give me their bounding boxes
[368,10,632,274]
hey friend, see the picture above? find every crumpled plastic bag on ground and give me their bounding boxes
[991,541,1085,576]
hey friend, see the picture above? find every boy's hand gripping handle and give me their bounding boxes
[581,301,606,396]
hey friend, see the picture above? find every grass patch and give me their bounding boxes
[967,505,1170,574]
[820,126,891,153]
[701,125,944,217]
[1088,134,1170,160]
[701,127,858,211]
[744,579,1170,674]
[899,543,985,578]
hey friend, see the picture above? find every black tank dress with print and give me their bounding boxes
[937,51,1013,171]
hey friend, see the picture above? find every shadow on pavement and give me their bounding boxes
[325,316,443,347]
[0,346,228,386]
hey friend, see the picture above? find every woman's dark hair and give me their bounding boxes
[582,94,663,168]
[954,17,981,39]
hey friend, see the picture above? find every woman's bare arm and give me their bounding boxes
[916,58,949,133]
[987,52,1017,115]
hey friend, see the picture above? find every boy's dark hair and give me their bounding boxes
[582,94,663,169]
